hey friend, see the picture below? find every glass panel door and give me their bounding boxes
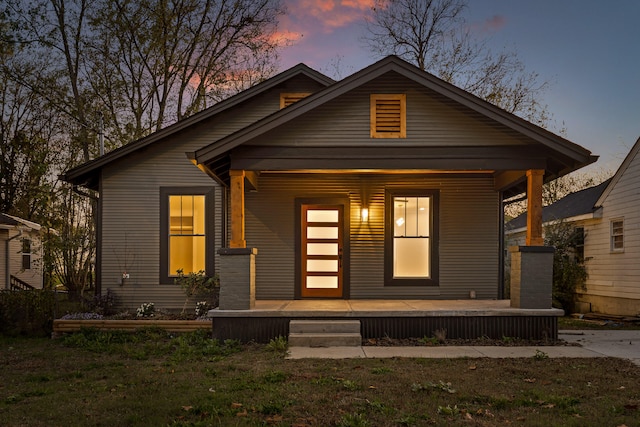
[301,204,343,298]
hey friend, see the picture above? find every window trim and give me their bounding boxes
[370,94,406,138]
[610,218,624,253]
[384,189,439,286]
[160,187,215,284]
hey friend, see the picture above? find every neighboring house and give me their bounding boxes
[0,213,44,290]
[62,56,595,339]
[579,138,640,316]
[507,137,640,317]
[505,178,610,250]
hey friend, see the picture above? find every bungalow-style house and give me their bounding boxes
[1,213,44,290]
[62,56,596,341]
[507,137,640,317]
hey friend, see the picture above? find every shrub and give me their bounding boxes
[0,289,55,336]
[136,302,155,318]
[83,289,118,315]
[545,222,588,312]
[174,270,219,314]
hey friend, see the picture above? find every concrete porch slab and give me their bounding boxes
[209,299,564,318]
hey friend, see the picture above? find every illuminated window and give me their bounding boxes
[169,195,206,275]
[611,219,624,252]
[160,187,214,283]
[280,92,311,109]
[370,94,406,138]
[385,190,439,286]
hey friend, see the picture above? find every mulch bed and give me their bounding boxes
[363,336,577,347]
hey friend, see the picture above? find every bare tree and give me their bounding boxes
[89,0,283,139]
[2,0,284,296]
[363,0,550,125]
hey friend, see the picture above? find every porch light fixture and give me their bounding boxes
[361,207,369,223]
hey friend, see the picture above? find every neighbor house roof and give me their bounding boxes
[194,55,596,188]
[61,64,335,189]
[505,179,611,233]
[595,136,640,207]
[0,213,42,231]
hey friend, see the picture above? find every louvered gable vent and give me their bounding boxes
[370,94,406,138]
[280,92,311,109]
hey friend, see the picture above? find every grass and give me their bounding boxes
[558,316,640,330]
[1,329,639,426]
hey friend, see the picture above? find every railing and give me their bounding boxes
[10,275,35,291]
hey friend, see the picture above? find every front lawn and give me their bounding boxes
[1,329,639,426]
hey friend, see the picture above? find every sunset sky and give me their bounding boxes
[277,0,640,173]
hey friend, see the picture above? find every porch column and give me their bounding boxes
[229,170,246,248]
[526,169,544,246]
[510,169,555,309]
[217,247,257,310]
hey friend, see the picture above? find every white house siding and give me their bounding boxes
[246,174,499,300]
[580,149,640,316]
[1,229,43,289]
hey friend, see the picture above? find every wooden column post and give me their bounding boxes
[526,169,544,246]
[229,170,246,248]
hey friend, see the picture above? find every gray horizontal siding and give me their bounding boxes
[99,80,329,311]
[246,173,499,300]
[254,74,528,149]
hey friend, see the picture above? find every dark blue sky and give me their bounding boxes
[279,0,640,173]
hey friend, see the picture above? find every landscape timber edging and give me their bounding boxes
[53,319,212,334]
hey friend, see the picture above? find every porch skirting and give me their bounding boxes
[208,300,563,343]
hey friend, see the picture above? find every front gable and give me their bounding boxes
[195,57,596,196]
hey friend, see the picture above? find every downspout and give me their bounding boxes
[498,191,505,299]
[5,227,23,290]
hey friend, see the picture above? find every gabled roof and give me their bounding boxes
[505,179,611,232]
[62,64,335,189]
[595,136,640,207]
[195,55,596,181]
[0,213,42,231]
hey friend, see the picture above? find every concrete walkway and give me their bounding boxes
[287,330,640,366]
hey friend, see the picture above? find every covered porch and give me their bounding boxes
[210,299,563,342]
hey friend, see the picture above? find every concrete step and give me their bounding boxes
[288,320,362,347]
[289,320,360,334]
[288,332,362,347]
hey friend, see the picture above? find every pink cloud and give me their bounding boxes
[484,15,507,32]
[283,0,375,34]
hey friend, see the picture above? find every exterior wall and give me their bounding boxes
[245,173,499,300]
[99,78,325,311]
[580,151,640,316]
[1,228,43,289]
[254,74,528,149]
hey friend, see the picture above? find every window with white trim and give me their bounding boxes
[610,219,624,252]
[22,238,31,270]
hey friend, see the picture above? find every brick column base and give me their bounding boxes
[217,248,257,310]
[509,246,555,309]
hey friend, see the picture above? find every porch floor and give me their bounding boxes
[210,299,564,318]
